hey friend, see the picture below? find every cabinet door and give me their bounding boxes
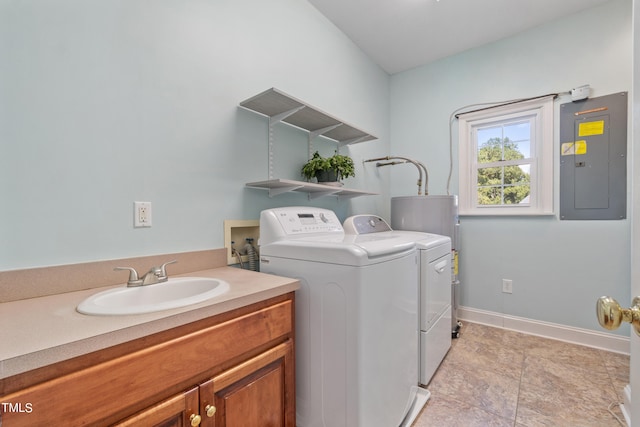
[199,341,294,427]
[114,386,201,427]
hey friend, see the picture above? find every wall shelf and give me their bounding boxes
[246,179,378,200]
[240,88,378,199]
[239,88,377,145]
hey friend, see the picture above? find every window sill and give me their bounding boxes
[459,210,555,217]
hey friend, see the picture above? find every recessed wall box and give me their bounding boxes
[224,220,260,265]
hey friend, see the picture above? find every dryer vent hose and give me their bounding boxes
[244,238,259,272]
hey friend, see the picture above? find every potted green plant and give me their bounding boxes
[301,151,355,183]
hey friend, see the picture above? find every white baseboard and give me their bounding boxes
[458,306,630,355]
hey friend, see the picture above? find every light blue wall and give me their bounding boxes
[0,0,390,270]
[390,0,632,334]
[2,0,631,336]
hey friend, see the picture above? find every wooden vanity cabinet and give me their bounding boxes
[1,293,295,427]
[115,341,294,427]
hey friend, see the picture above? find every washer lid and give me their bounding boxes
[260,233,416,266]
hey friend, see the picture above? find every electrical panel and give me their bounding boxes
[559,92,627,220]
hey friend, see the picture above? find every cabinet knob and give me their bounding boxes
[189,413,202,426]
[205,404,217,417]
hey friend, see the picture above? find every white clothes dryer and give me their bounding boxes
[259,207,426,427]
[343,215,452,386]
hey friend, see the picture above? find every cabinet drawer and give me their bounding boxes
[1,299,293,426]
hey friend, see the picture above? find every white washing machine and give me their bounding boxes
[259,207,426,427]
[343,215,452,386]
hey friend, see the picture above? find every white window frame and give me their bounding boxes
[458,96,554,216]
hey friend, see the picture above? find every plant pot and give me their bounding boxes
[315,169,339,183]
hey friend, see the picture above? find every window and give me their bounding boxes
[458,96,554,216]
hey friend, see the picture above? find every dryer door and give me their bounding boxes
[421,252,451,331]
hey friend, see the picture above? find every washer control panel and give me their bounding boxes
[260,207,343,244]
[343,215,392,235]
[276,210,342,234]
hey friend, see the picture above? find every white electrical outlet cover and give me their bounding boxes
[134,201,152,228]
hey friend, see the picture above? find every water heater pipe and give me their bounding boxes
[364,156,429,195]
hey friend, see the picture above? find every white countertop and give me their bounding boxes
[0,267,299,380]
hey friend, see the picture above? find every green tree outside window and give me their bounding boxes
[477,137,530,205]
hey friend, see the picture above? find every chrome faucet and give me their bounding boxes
[114,260,177,287]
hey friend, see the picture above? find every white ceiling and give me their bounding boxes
[308,0,613,74]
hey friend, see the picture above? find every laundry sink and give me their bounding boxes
[77,277,230,316]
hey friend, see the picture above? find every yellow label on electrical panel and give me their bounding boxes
[561,142,574,155]
[561,140,587,155]
[578,120,605,137]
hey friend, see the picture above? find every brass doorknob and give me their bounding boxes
[596,296,640,336]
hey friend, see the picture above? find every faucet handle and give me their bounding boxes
[158,260,177,276]
[114,267,143,286]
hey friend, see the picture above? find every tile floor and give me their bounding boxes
[412,322,630,427]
